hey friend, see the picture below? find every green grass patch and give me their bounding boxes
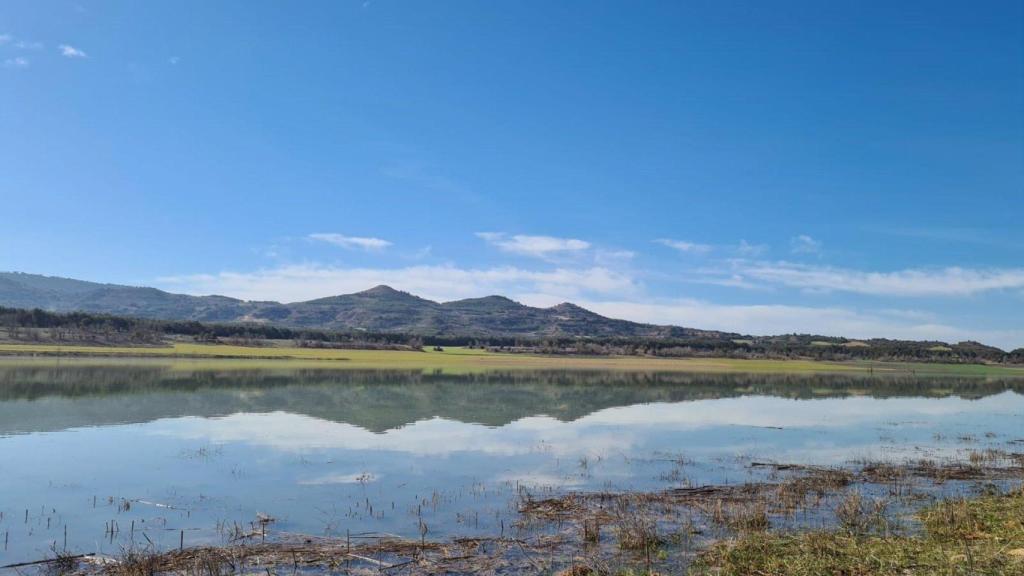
[0,342,1022,377]
[689,488,1024,575]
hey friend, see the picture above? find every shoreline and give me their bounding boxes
[1,342,1023,377]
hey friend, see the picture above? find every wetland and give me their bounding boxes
[0,363,1022,574]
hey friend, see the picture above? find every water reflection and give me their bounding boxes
[1,364,1021,435]
[0,365,1021,565]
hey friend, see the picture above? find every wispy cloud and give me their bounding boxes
[308,233,392,251]
[656,239,713,255]
[0,34,43,50]
[477,233,591,259]
[595,249,636,265]
[58,44,88,58]
[2,57,29,69]
[790,234,822,255]
[736,240,768,257]
[707,261,1024,297]
[168,56,180,65]
[656,238,769,257]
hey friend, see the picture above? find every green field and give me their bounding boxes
[1,341,1023,376]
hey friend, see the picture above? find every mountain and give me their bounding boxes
[0,272,257,322]
[0,272,727,339]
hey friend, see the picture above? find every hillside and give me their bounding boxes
[0,272,725,339]
[2,272,1018,364]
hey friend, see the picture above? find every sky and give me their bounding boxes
[1,1,1023,349]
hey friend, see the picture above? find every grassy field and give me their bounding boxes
[690,488,1024,575]
[1,341,1023,376]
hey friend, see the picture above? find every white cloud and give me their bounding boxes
[308,233,392,251]
[790,234,822,255]
[157,263,637,304]
[2,57,29,69]
[477,232,590,259]
[0,34,11,45]
[656,239,712,254]
[715,261,1024,297]
[58,44,88,58]
[168,56,180,65]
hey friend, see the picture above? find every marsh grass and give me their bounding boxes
[49,478,1024,576]
[95,537,551,576]
[691,499,768,537]
[834,491,891,536]
[690,486,1024,576]
[514,456,1024,574]
[612,500,663,552]
[42,546,81,576]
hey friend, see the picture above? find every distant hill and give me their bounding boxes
[1,272,1020,362]
[0,272,727,339]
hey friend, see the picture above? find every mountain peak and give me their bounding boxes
[358,285,402,296]
[464,295,519,305]
[442,294,523,311]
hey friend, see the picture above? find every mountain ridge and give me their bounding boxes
[0,271,725,339]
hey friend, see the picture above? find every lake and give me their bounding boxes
[0,362,1022,569]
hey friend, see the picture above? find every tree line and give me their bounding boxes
[0,306,1021,364]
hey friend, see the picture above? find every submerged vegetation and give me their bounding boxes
[30,461,1024,575]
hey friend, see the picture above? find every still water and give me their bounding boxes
[0,363,1022,565]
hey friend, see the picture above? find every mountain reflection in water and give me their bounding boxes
[0,364,1021,435]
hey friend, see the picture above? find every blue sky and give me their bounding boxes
[2,1,1023,349]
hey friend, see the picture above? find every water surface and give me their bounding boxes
[0,364,1022,565]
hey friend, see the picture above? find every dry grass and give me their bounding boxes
[860,455,1024,484]
[85,534,569,576]
[612,499,663,552]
